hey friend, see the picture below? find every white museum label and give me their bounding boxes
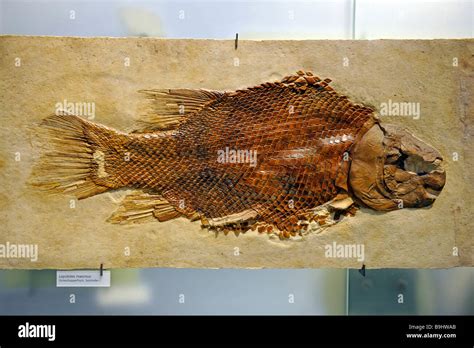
[56,270,111,287]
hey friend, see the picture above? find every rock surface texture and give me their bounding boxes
[0,36,472,269]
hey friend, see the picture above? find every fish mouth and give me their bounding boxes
[349,123,446,211]
[382,125,446,207]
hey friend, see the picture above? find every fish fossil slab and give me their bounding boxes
[31,71,446,238]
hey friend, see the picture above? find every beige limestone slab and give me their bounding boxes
[0,36,472,269]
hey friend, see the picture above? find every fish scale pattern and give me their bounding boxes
[117,71,376,232]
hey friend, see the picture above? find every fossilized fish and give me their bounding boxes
[31,71,446,238]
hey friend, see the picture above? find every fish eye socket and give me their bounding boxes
[390,152,409,171]
[403,154,439,175]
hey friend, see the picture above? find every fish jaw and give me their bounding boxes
[349,123,446,211]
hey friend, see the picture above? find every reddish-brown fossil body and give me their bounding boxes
[32,71,445,236]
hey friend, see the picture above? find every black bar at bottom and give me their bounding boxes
[0,315,471,346]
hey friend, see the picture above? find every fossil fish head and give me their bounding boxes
[349,123,446,211]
